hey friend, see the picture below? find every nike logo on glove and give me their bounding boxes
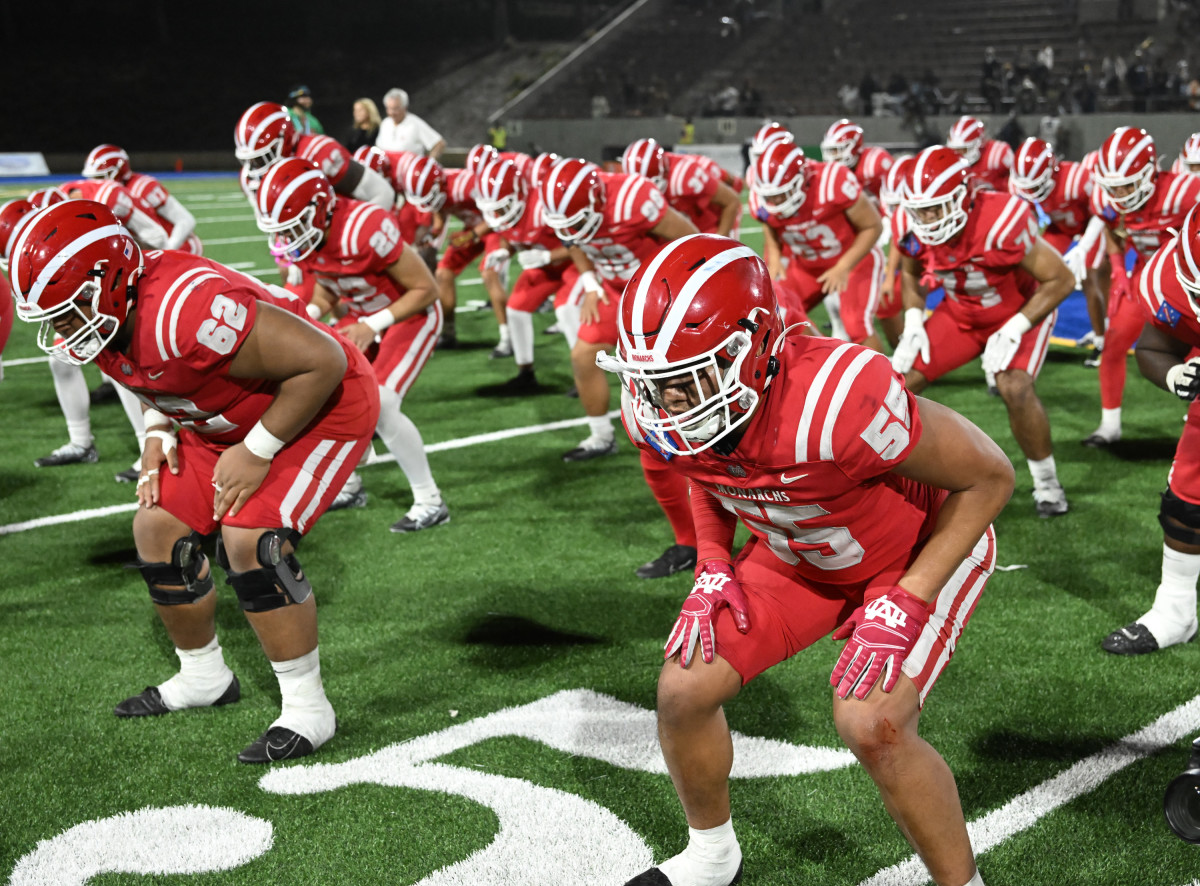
[780,472,809,484]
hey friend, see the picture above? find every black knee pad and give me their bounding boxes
[1160,490,1200,546]
[137,531,214,606]
[221,529,311,612]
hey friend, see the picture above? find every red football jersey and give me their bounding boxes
[60,178,139,223]
[1016,159,1094,239]
[854,145,894,205]
[296,134,352,187]
[443,168,483,228]
[752,160,864,274]
[498,191,562,252]
[967,140,1014,193]
[902,191,1039,327]
[1093,172,1200,272]
[661,151,722,233]
[295,198,413,318]
[93,252,368,444]
[123,171,196,248]
[1170,155,1199,177]
[1135,240,1200,347]
[624,336,940,585]
[576,172,667,282]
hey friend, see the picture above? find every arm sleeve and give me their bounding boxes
[158,196,197,250]
[691,485,739,565]
[351,167,398,210]
[124,207,169,251]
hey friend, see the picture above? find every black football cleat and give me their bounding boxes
[636,544,698,580]
[238,725,317,764]
[89,381,119,405]
[34,442,98,467]
[623,861,743,886]
[1102,621,1198,655]
[114,675,240,717]
[476,369,547,397]
[114,466,141,483]
[561,438,617,462]
[435,332,458,350]
[1081,430,1120,449]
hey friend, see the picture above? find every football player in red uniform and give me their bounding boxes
[599,234,1012,886]
[946,116,1013,193]
[234,102,395,209]
[750,140,886,350]
[1102,204,1200,655]
[1087,127,1200,446]
[1008,137,1110,375]
[894,146,1076,517]
[820,118,894,208]
[620,138,742,237]
[0,199,37,383]
[542,158,702,579]
[256,158,448,533]
[9,200,380,762]
[1170,133,1200,176]
[878,155,916,346]
[474,157,581,392]
[82,144,200,253]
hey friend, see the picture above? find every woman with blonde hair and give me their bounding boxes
[346,98,381,150]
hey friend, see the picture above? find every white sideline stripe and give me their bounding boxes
[195,214,257,224]
[857,691,1200,886]
[203,235,264,245]
[0,411,621,536]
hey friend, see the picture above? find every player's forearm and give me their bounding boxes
[840,223,882,271]
[691,485,738,565]
[256,348,347,444]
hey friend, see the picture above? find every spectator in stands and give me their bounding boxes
[1127,51,1150,111]
[740,79,762,117]
[287,85,323,136]
[591,93,611,118]
[345,98,381,151]
[680,117,696,145]
[982,47,1003,112]
[376,88,445,160]
[1035,44,1055,92]
[1188,75,1200,110]
[859,71,879,117]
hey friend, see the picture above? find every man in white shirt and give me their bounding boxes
[375,88,446,159]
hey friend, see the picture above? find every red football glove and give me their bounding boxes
[664,561,751,667]
[830,586,930,700]
[1109,260,1131,311]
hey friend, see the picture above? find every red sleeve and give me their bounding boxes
[357,206,406,272]
[173,280,260,373]
[831,351,923,482]
[988,197,1040,266]
[691,484,738,566]
[826,163,862,212]
[633,178,667,231]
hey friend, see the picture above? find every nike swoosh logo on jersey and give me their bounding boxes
[780,472,808,484]
[148,370,165,379]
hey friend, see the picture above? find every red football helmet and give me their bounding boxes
[82,144,131,182]
[748,122,794,165]
[752,142,809,218]
[403,156,447,213]
[28,187,68,210]
[621,138,668,191]
[1175,204,1200,318]
[597,234,784,455]
[528,152,562,190]
[234,102,298,179]
[352,145,391,179]
[540,158,605,245]
[880,154,914,216]
[1010,137,1059,204]
[9,200,143,365]
[254,157,336,262]
[1179,132,1200,175]
[0,198,36,271]
[475,159,527,231]
[1095,126,1157,213]
[947,116,986,166]
[466,144,500,178]
[903,146,971,245]
[820,119,864,167]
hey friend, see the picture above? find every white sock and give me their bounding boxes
[587,415,614,443]
[114,381,147,447]
[498,322,510,344]
[1139,543,1200,646]
[658,819,742,886]
[271,647,335,749]
[1027,455,1060,491]
[1097,407,1121,438]
[1094,334,1105,352]
[507,308,536,365]
[824,291,848,340]
[376,387,440,505]
[554,303,581,348]
[959,870,985,886]
[157,635,236,711]
[50,360,92,447]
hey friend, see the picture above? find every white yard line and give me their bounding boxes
[0,411,620,536]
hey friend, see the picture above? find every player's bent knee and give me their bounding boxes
[1160,490,1200,546]
[137,531,214,606]
[656,656,741,720]
[217,529,311,612]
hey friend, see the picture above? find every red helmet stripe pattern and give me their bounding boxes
[237,103,290,152]
[14,221,124,311]
[450,170,473,204]
[1102,127,1155,176]
[762,145,806,191]
[544,161,592,216]
[1015,140,1052,180]
[909,149,967,199]
[1184,134,1200,164]
[947,117,984,148]
[259,164,327,224]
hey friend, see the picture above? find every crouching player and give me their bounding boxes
[9,201,380,763]
[598,234,1013,886]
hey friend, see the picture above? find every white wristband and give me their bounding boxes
[142,408,170,429]
[1004,313,1034,336]
[362,308,396,334]
[305,302,323,320]
[244,420,285,460]
[580,270,600,292]
[903,307,925,329]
